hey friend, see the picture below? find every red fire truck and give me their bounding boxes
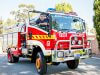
[2,10,91,74]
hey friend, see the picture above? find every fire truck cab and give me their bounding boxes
[2,9,92,74]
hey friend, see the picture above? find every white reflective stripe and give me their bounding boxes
[27,40,51,56]
[44,50,51,56]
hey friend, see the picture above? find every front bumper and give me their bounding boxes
[52,48,91,62]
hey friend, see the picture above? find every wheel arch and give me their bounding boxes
[27,40,46,55]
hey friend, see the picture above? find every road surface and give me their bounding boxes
[0,54,100,75]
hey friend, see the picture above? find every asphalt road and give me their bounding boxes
[0,54,100,75]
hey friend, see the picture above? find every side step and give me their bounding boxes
[28,54,32,56]
[27,49,33,57]
[22,48,33,58]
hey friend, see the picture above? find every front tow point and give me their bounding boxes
[74,54,80,59]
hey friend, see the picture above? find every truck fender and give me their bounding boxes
[27,40,46,55]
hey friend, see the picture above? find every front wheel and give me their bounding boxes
[35,51,47,74]
[66,59,79,69]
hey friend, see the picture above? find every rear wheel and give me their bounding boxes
[35,51,47,74]
[7,51,19,63]
[7,51,13,63]
[13,56,19,63]
[66,59,79,69]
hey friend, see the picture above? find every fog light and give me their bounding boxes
[57,51,64,58]
[78,40,82,45]
[71,40,76,45]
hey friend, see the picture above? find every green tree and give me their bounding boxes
[10,3,35,22]
[2,4,35,34]
[94,0,100,48]
[2,18,17,33]
[3,18,17,26]
[0,18,3,34]
[55,2,73,13]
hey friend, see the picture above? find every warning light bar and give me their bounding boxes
[47,8,56,12]
[65,12,78,16]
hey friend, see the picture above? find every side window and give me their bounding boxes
[30,16,50,32]
[30,16,39,27]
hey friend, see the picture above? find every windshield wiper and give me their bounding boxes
[69,29,82,33]
[58,29,83,33]
[58,29,70,32]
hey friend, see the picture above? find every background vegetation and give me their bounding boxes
[94,0,100,48]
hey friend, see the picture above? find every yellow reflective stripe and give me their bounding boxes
[80,50,84,54]
[30,35,55,40]
[74,50,86,54]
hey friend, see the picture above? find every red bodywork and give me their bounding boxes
[2,14,90,58]
[27,26,88,51]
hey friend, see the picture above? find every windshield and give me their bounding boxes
[51,14,85,32]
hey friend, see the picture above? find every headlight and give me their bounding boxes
[71,40,76,45]
[57,51,64,58]
[78,40,82,45]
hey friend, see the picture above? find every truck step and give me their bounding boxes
[28,54,32,56]
[28,49,33,54]
[47,62,52,65]
[28,49,32,52]
[28,58,31,60]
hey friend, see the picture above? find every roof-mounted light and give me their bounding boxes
[65,12,78,16]
[47,8,56,12]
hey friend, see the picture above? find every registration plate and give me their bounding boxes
[74,50,81,54]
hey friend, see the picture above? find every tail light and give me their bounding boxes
[87,40,91,48]
[87,41,90,45]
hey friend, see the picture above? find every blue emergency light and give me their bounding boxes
[47,8,56,12]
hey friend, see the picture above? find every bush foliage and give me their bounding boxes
[94,0,100,48]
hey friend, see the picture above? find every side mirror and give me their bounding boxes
[73,19,79,22]
[48,15,52,36]
[47,24,51,37]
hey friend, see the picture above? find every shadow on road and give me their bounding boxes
[0,57,39,75]
[46,58,100,75]
[0,55,100,75]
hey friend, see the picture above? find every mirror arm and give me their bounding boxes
[48,15,52,37]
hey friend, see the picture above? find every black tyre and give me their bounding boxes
[66,60,79,69]
[13,56,19,63]
[35,51,47,74]
[52,62,60,66]
[7,51,19,63]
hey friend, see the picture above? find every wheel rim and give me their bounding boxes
[36,58,41,70]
